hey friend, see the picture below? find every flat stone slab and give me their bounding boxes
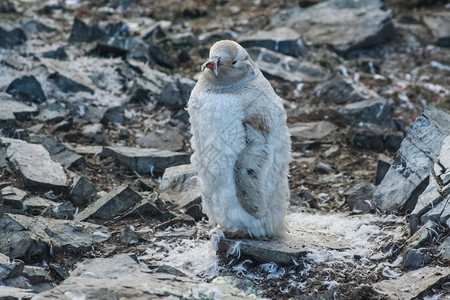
[102,146,189,175]
[1,138,68,193]
[373,266,450,299]
[0,213,110,259]
[218,222,350,265]
[0,97,38,128]
[34,254,258,299]
[423,12,450,47]
[0,286,35,299]
[289,121,338,141]
[73,185,142,222]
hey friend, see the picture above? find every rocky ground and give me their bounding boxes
[0,0,450,299]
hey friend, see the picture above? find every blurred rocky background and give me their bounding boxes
[0,0,449,299]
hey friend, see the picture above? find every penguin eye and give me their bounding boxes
[232,60,237,65]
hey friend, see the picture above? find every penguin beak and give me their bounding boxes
[202,57,221,76]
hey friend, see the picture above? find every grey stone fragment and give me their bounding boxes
[420,196,448,224]
[404,220,436,250]
[168,32,198,47]
[343,180,375,213]
[372,106,450,213]
[350,125,403,153]
[1,186,56,212]
[339,98,395,128]
[423,12,450,47]
[373,266,450,300]
[313,162,334,174]
[2,275,31,289]
[219,225,350,265]
[323,145,340,159]
[120,227,139,245]
[69,176,99,207]
[0,286,34,299]
[247,47,328,83]
[0,213,110,259]
[0,96,38,128]
[49,263,69,280]
[102,146,189,175]
[270,0,394,54]
[239,27,307,57]
[136,127,184,151]
[43,201,75,220]
[155,265,187,277]
[6,75,46,104]
[375,154,393,185]
[1,138,68,193]
[73,185,142,222]
[402,249,432,270]
[155,215,196,231]
[81,123,105,144]
[159,164,200,208]
[0,253,24,280]
[22,266,51,284]
[438,236,450,263]
[35,108,66,123]
[34,254,253,299]
[0,27,27,49]
[314,73,380,104]
[96,36,151,63]
[289,121,338,141]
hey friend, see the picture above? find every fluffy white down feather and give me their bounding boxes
[188,40,291,238]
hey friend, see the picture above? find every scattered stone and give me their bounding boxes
[36,108,66,123]
[247,47,328,83]
[1,138,68,193]
[291,189,320,209]
[120,198,163,219]
[404,220,437,250]
[102,146,189,175]
[73,185,142,222]
[289,121,338,150]
[167,32,198,48]
[28,135,85,169]
[136,126,185,151]
[402,249,432,270]
[34,254,253,299]
[372,106,450,213]
[120,227,139,245]
[81,123,105,144]
[198,30,236,45]
[22,266,51,284]
[314,73,380,105]
[6,75,47,104]
[219,223,350,265]
[270,0,394,54]
[349,125,403,153]
[339,99,395,128]
[239,27,307,57]
[96,36,151,63]
[1,186,56,213]
[423,12,450,47]
[438,236,450,263]
[0,253,24,280]
[212,276,257,296]
[343,180,375,213]
[102,106,125,124]
[43,201,75,220]
[158,77,195,109]
[48,263,69,280]
[313,162,334,174]
[0,98,38,128]
[51,120,71,133]
[155,214,196,231]
[155,265,187,277]
[0,1,16,13]
[21,20,55,34]
[68,17,106,44]
[0,286,34,299]
[2,275,30,289]
[41,47,68,60]
[323,145,340,159]
[375,154,393,185]
[0,213,110,259]
[419,196,448,224]
[373,266,450,299]
[69,176,99,207]
[0,27,27,48]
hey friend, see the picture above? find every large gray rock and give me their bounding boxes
[0,253,24,280]
[372,106,450,213]
[69,176,99,207]
[0,286,34,299]
[343,180,375,213]
[247,47,328,83]
[73,185,142,222]
[0,27,27,48]
[423,12,450,47]
[373,266,450,300]
[1,138,68,193]
[239,27,307,57]
[6,75,46,104]
[289,121,338,142]
[1,186,56,212]
[0,95,38,129]
[0,213,110,259]
[102,146,189,175]
[270,0,394,54]
[339,98,395,128]
[34,254,256,299]
[136,126,184,151]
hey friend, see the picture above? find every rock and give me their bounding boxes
[384,0,440,8]
[270,0,394,54]
[198,30,236,45]
[247,47,328,83]
[291,189,320,209]
[48,72,95,94]
[0,98,38,128]
[0,253,24,280]
[339,99,395,128]
[0,213,110,259]
[2,275,30,289]
[1,186,55,212]
[36,108,66,123]
[41,47,68,60]
[81,123,105,144]
[121,198,163,219]
[349,125,403,153]
[219,222,350,265]
[155,265,187,277]
[28,135,85,169]
[96,36,151,63]
[136,127,184,151]
[6,75,47,104]
[1,138,68,193]
[22,266,51,284]
[155,214,196,231]
[423,12,450,47]
[420,196,449,224]
[438,236,450,263]
[73,185,142,222]
[49,263,69,280]
[34,254,253,299]
[404,220,436,250]
[212,276,256,295]
[343,180,375,213]
[68,17,106,44]
[120,227,139,245]
[158,77,195,109]
[314,73,380,105]
[0,286,34,299]
[374,154,393,185]
[372,106,450,213]
[402,249,432,270]
[167,32,198,48]
[43,201,75,220]
[239,27,307,57]
[0,27,27,48]
[373,266,450,299]
[289,121,338,150]
[0,1,16,13]
[323,145,340,159]
[313,162,334,174]
[69,176,99,207]
[102,106,125,124]
[21,20,55,34]
[102,146,189,175]
[148,43,177,69]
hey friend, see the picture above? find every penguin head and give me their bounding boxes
[201,40,257,86]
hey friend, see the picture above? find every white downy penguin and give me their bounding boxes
[188,40,291,238]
